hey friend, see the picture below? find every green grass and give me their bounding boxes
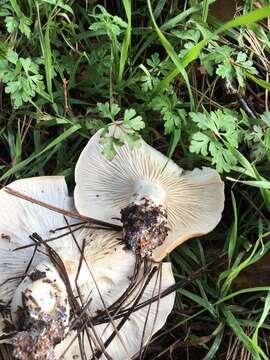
[1,0,270,358]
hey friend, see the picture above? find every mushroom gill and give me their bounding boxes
[74,123,225,261]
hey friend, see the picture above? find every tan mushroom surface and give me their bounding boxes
[0,176,175,359]
[75,124,225,262]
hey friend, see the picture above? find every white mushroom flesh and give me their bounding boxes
[11,263,69,360]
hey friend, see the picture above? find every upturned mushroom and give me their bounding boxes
[0,176,175,359]
[74,123,225,262]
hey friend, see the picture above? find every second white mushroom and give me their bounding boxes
[0,176,175,359]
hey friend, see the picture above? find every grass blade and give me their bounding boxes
[118,0,131,82]
[227,191,238,267]
[202,0,211,23]
[227,178,270,189]
[0,124,81,181]
[147,0,194,110]
[246,73,270,90]
[221,305,265,358]
[216,5,270,34]
[252,291,270,347]
[202,325,224,360]
[178,288,216,318]
[159,6,270,90]
[44,19,53,101]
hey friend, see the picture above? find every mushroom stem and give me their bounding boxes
[121,197,169,258]
[10,263,69,360]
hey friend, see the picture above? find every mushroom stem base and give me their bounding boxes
[121,198,169,258]
[11,266,68,360]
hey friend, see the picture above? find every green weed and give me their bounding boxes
[0,0,270,358]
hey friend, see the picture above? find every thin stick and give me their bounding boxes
[50,221,88,233]
[4,187,122,231]
[92,252,227,325]
[13,226,84,252]
[30,232,81,314]
[95,267,158,359]
[57,219,110,360]
[62,217,129,359]
[88,258,147,327]
[139,263,162,360]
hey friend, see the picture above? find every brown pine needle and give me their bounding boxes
[4,186,122,231]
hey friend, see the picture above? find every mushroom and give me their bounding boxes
[11,263,69,359]
[74,123,225,261]
[55,252,174,360]
[0,176,82,305]
[0,176,175,359]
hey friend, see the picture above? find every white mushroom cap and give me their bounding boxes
[58,229,175,359]
[0,177,176,359]
[0,176,83,304]
[55,262,175,360]
[74,125,225,261]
